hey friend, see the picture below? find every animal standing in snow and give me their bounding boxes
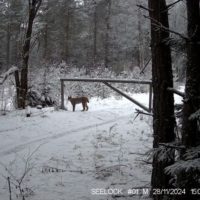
[68,96,89,112]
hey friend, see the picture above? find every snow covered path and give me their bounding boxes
[0,95,153,200]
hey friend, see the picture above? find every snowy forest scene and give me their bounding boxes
[0,0,200,200]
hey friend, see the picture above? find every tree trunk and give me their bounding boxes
[182,0,200,147]
[104,0,111,68]
[137,5,144,69]
[19,15,34,108]
[14,70,20,108]
[178,1,200,199]
[148,0,175,199]
[93,2,97,65]
[18,0,42,109]
[6,23,11,70]
[64,0,70,62]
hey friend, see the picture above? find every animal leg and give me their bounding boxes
[82,102,85,111]
[86,103,88,111]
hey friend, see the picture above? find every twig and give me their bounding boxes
[133,112,140,121]
[164,0,183,11]
[159,143,186,150]
[0,144,43,200]
[144,15,189,41]
[140,57,151,74]
[137,4,153,12]
[7,177,12,200]
[135,109,153,117]
[136,159,152,165]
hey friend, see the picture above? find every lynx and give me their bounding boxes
[68,96,89,112]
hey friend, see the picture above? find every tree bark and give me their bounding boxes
[148,0,175,199]
[104,0,111,68]
[93,2,97,65]
[6,23,11,70]
[178,1,200,199]
[182,0,200,147]
[18,0,42,109]
[63,0,70,62]
[14,70,20,108]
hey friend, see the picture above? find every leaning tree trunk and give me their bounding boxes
[17,0,42,109]
[148,0,175,199]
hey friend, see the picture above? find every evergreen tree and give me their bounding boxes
[148,0,175,199]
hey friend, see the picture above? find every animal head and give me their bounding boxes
[68,96,72,100]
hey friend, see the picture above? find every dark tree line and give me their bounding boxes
[0,0,150,72]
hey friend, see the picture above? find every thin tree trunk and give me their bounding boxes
[104,0,111,68]
[137,6,144,69]
[43,23,48,60]
[64,0,70,62]
[6,23,11,70]
[14,70,20,108]
[93,2,97,65]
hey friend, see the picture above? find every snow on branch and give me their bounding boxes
[167,87,185,97]
[165,145,200,176]
[0,66,18,85]
[165,158,200,176]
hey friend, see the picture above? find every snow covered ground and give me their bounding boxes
[0,93,182,200]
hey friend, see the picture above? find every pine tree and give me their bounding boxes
[175,1,200,199]
[148,0,175,199]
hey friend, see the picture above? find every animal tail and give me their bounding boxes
[87,98,89,103]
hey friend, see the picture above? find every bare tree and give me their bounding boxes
[15,0,42,109]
